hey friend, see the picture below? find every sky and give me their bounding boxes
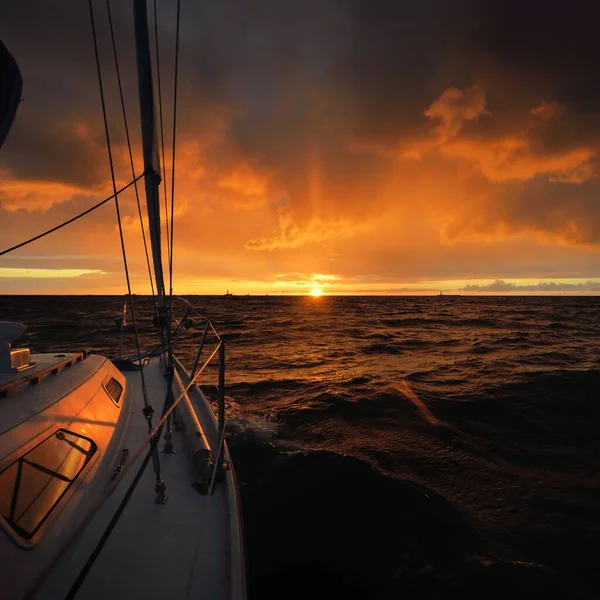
[2,0,600,295]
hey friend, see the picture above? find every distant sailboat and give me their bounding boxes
[225,290,233,297]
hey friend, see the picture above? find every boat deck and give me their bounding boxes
[0,353,101,437]
[36,355,244,600]
[0,352,86,397]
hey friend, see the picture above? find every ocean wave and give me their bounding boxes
[380,316,500,329]
[268,358,328,369]
[238,450,577,599]
[361,342,404,355]
[4,294,600,596]
[226,378,309,395]
[381,317,447,327]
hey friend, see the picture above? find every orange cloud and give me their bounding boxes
[402,86,597,184]
[216,163,270,199]
[4,72,600,293]
[245,212,371,251]
[0,175,106,212]
[439,136,596,183]
[423,85,487,139]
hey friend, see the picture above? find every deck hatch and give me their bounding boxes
[0,429,97,540]
[103,376,123,405]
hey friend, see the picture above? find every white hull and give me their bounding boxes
[0,352,245,599]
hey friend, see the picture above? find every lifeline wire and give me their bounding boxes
[0,174,145,257]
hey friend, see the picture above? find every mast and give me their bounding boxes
[133,0,166,305]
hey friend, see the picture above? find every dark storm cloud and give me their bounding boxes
[332,0,474,143]
[1,2,132,185]
[0,1,228,187]
[5,0,599,178]
[3,0,600,248]
[2,118,106,187]
[465,0,600,111]
[328,0,600,149]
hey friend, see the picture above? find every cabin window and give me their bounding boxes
[103,376,123,405]
[0,429,97,540]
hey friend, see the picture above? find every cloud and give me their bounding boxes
[0,176,100,212]
[216,165,269,198]
[424,85,487,139]
[3,0,600,293]
[461,279,600,292]
[463,0,600,111]
[438,170,600,247]
[245,212,371,251]
[531,101,565,121]
[2,118,110,189]
[0,267,106,279]
[402,86,597,184]
[440,137,596,184]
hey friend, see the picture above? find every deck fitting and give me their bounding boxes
[154,480,168,504]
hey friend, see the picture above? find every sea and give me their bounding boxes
[2,294,599,599]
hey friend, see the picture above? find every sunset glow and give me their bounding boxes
[311,287,323,297]
[2,2,600,295]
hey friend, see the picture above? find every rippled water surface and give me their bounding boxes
[2,295,600,598]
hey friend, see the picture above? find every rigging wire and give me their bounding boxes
[152,0,172,274]
[105,0,157,309]
[63,342,222,600]
[0,174,145,257]
[62,0,230,590]
[168,0,181,332]
[88,0,166,496]
[151,1,174,371]
[160,0,182,451]
[88,0,147,395]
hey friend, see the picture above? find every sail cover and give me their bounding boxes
[0,41,22,150]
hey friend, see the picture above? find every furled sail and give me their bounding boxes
[0,40,22,150]
[133,0,166,304]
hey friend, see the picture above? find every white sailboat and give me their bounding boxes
[0,2,246,598]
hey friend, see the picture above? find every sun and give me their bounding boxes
[311,287,323,297]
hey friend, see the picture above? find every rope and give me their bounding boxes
[152,0,171,271]
[0,175,144,257]
[64,443,156,600]
[88,0,164,487]
[63,348,221,599]
[105,0,157,308]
